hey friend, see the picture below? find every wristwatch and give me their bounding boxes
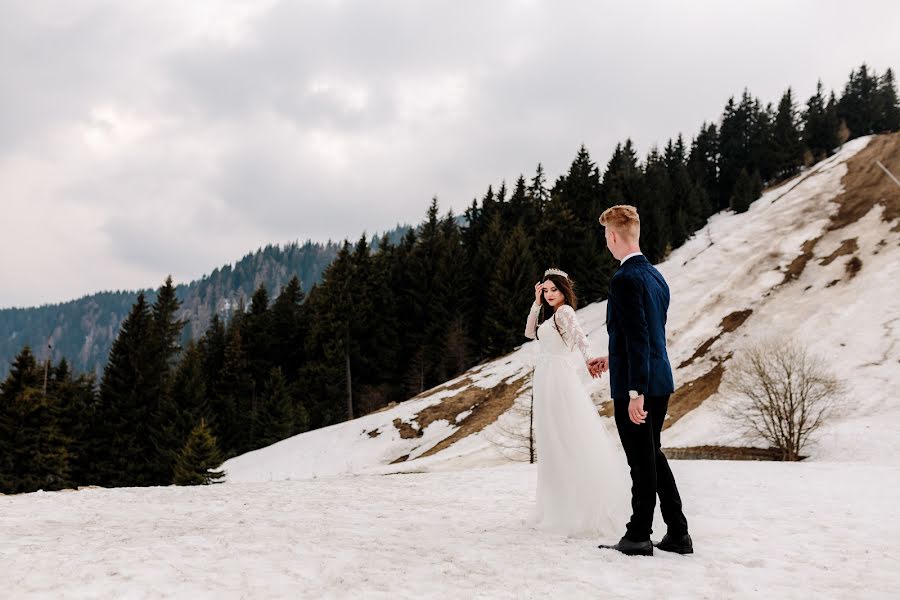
[628,390,641,400]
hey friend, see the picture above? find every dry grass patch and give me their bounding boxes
[392,418,421,439]
[781,238,820,284]
[665,361,727,430]
[417,376,528,459]
[846,256,863,278]
[819,238,859,266]
[678,310,752,368]
[829,132,900,232]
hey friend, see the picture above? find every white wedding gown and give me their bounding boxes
[524,303,630,538]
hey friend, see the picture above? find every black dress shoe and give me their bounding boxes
[654,532,693,555]
[598,537,653,556]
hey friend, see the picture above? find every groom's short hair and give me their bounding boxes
[599,205,640,240]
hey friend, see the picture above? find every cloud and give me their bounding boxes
[1,0,899,307]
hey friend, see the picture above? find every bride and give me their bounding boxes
[524,268,629,538]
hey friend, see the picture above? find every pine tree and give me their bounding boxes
[254,367,294,447]
[173,419,224,485]
[470,211,506,354]
[302,244,356,425]
[750,170,764,201]
[687,123,719,217]
[483,226,536,355]
[730,168,753,213]
[803,81,840,161]
[838,64,881,138]
[875,68,900,132]
[145,276,187,485]
[0,347,72,493]
[216,325,254,455]
[51,359,96,487]
[94,293,155,487]
[771,88,804,179]
[554,145,607,302]
[640,149,673,262]
[170,340,209,449]
[269,276,306,382]
[529,163,551,213]
[665,135,701,246]
[434,212,472,381]
[244,282,274,389]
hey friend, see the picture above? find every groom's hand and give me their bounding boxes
[628,395,647,425]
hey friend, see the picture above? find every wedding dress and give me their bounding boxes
[524,302,630,538]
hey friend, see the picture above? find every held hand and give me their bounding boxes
[628,395,647,425]
[587,356,609,378]
[534,282,543,305]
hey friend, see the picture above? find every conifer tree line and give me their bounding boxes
[1,63,897,494]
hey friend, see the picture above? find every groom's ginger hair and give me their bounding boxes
[599,205,640,241]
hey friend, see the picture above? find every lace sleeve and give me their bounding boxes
[524,302,541,339]
[556,305,594,361]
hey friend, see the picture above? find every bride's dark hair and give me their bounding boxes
[536,273,578,340]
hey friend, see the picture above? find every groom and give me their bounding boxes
[589,205,692,557]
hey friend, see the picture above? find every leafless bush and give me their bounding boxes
[486,374,536,463]
[720,339,846,461]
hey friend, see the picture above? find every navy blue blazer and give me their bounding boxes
[606,254,675,400]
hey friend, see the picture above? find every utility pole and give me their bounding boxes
[876,160,900,189]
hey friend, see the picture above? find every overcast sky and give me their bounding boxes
[1,0,898,308]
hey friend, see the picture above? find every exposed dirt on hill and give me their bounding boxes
[664,361,727,431]
[391,375,528,462]
[678,310,752,368]
[828,133,900,231]
[780,132,900,285]
[819,238,859,266]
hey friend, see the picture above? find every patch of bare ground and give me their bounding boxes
[779,133,900,285]
[416,376,528,459]
[664,361,727,431]
[596,395,614,418]
[678,310,752,368]
[663,445,802,461]
[828,133,900,232]
[819,238,859,266]
[846,256,863,279]
[392,418,421,440]
[781,238,819,285]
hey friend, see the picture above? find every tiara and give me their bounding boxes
[544,267,569,279]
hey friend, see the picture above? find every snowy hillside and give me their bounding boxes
[222,133,900,484]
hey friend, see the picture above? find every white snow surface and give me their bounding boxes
[2,461,898,599]
[222,135,900,485]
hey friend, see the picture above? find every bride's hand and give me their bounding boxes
[534,282,543,305]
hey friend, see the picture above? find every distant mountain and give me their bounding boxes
[0,224,413,379]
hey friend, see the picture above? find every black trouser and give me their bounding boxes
[613,394,688,542]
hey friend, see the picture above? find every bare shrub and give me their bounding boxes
[720,339,846,461]
[486,374,536,463]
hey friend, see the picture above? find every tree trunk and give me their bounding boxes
[345,332,353,421]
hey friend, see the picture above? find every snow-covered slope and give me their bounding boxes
[222,134,900,483]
